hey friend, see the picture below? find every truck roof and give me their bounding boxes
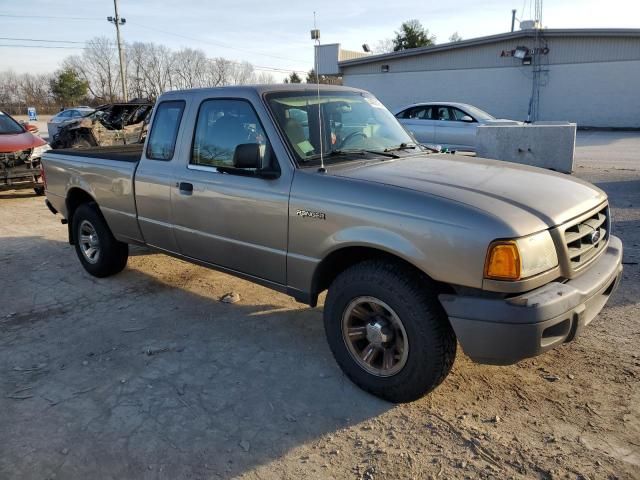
[158,83,367,100]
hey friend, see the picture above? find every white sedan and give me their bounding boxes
[394,102,520,152]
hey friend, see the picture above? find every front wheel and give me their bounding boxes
[324,260,456,403]
[72,203,128,277]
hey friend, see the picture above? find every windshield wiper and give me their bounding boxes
[329,149,400,159]
[384,142,418,152]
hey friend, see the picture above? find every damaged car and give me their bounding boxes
[50,100,153,149]
[0,110,50,195]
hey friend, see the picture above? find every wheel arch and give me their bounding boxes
[65,187,99,244]
[310,244,453,307]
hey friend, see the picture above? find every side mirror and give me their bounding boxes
[218,143,279,179]
[233,143,262,169]
[460,115,474,123]
[21,121,39,134]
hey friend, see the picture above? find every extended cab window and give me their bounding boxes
[146,100,185,160]
[191,99,271,169]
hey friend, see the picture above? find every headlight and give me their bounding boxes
[484,230,558,281]
[30,144,51,159]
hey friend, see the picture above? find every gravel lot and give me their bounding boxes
[1,132,639,479]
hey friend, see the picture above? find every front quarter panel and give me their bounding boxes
[287,168,516,294]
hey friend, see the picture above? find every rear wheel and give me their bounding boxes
[72,203,128,277]
[324,260,456,403]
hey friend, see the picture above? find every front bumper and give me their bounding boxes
[439,235,623,365]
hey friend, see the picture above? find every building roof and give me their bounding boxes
[339,28,640,67]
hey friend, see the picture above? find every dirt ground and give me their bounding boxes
[1,132,638,480]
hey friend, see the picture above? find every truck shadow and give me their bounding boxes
[0,235,390,479]
[1,233,635,479]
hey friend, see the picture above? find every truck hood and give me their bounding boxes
[331,154,606,234]
[0,131,47,153]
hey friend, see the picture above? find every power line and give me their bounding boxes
[0,36,85,44]
[0,13,102,21]
[0,43,86,49]
[0,12,307,65]
[0,13,308,74]
[133,22,307,64]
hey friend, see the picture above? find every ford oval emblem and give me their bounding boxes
[590,230,601,244]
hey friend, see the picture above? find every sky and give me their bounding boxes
[1,0,639,79]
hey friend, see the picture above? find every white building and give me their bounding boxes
[317,28,640,128]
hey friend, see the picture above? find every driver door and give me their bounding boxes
[171,98,289,285]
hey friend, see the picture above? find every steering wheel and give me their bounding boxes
[337,131,368,149]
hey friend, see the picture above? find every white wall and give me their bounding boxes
[344,60,640,128]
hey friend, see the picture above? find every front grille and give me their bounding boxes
[0,149,32,167]
[563,205,609,270]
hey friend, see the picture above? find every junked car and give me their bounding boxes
[47,106,95,140]
[50,101,153,149]
[395,102,520,152]
[0,110,50,194]
[42,85,622,403]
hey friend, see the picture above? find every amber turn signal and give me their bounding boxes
[484,241,521,280]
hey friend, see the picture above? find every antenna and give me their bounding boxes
[312,12,326,173]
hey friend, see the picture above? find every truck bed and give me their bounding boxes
[47,144,143,163]
[42,144,144,244]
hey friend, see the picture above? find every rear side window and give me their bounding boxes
[398,106,432,119]
[146,100,185,160]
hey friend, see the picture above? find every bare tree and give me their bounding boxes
[254,71,276,84]
[139,43,174,98]
[374,39,395,54]
[208,57,234,86]
[172,48,209,89]
[64,37,120,102]
[0,71,56,114]
[126,42,150,99]
[0,71,21,112]
[0,36,278,110]
[20,73,53,108]
[230,61,255,85]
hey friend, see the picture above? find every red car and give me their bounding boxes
[0,110,50,195]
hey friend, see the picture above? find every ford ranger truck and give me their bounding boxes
[41,85,623,403]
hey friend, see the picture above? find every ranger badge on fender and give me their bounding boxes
[296,209,326,220]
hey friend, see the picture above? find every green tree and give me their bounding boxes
[392,20,436,51]
[50,68,88,106]
[305,69,337,84]
[449,32,463,42]
[284,71,302,83]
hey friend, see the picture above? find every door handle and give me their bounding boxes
[178,182,193,194]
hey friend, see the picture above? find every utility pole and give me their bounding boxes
[511,9,517,32]
[107,0,128,101]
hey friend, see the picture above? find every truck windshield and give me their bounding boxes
[0,111,25,135]
[265,90,416,166]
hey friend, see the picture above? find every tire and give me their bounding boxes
[323,260,456,403]
[72,203,128,277]
[71,136,92,149]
